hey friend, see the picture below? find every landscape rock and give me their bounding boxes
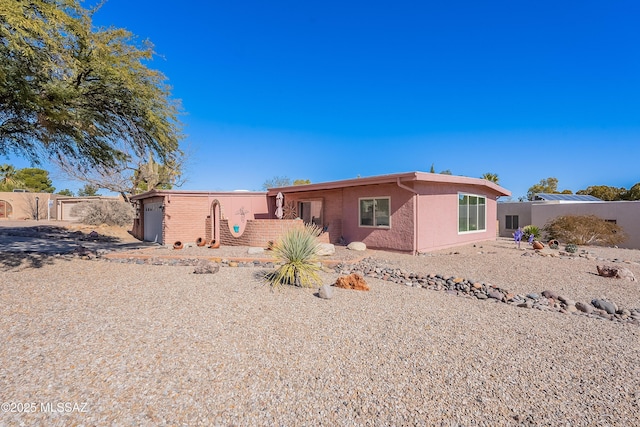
[542,290,559,300]
[318,284,334,299]
[193,262,220,274]
[334,273,369,291]
[347,242,367,251]
[316,243,336,256]
[575,302,593,314]
[596,265,636,282]
[591,299,617,315]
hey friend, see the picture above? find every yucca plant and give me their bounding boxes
[266,224,322,288]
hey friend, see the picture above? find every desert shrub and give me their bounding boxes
[565,243,578,253]
[266,224,322,288]
[71,200,134,226]
[543,215,626,246]
[522,225,541,242]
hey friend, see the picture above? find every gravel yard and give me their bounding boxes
[1,237,639,426]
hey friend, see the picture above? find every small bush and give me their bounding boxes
[543,215,626,246]
[565,243,578,253]
[522,225,541,242]
[71,200,134,226]
[266,224,322,288]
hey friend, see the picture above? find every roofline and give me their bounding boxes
[267,171,511,197]
[130,189,266,200]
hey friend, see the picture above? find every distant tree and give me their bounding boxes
[293,179,311,186]
[262,176,292,190]
[57,189,74,196]
[440,169,452,175]
[622,182,640,201]
[576,185,626,201]
[526,177,574,201]
[481,172,499,184]
[77,184,99,197]
[1,0,182,171]
[429,163,435,173]
[14,167,54,192]
[0,164,24,190]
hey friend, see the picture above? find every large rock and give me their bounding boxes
[335,273,370,291]
[318,284,334,299]
[591,299,617,315]
[316,243,336,256]
[596,265,636,282]
[347,242,367,251]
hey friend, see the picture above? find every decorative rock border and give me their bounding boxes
[333,257,640,326]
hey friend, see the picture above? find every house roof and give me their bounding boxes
[130,189,266,200]
[534,193,602,202]
[267,171,511,197]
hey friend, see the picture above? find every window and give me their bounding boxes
[505,215,519,230]
[359,197,390,227]
[458,194,486,233]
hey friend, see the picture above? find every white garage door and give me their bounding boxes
[144,202,164,243]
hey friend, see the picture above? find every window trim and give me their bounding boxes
[358,197,391,228]
[458,193,486,234]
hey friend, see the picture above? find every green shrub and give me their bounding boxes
[543,215,626,246]
[565,243,578,253]
[266,224,322,288]
[522,225,541,242]
[71,200,133,226]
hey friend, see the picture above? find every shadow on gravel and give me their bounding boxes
[0,252,63,270]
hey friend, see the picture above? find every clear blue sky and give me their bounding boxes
[5,0,640,199]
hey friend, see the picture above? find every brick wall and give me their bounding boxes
[220,219,306,247]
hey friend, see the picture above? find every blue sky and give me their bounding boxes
[5,0,640,199]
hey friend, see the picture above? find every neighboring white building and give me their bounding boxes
[498,194,640,249]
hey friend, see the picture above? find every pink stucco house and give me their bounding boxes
[130,172,510,254]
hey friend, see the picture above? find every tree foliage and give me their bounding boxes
[623,183,640,201]
[293,179,311,186]
[77,183,98,196]
[526,177,573,201]
[14,167,54,192]
[56,188,73,196]
[262,176,292,190]
[0,0,182,170]
[576,185,626,201]
[481,172,499,184]
[543,215,626,246]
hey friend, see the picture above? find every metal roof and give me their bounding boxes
[535,193,602,202]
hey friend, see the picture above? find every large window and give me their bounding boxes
[359,197,390,227]
[505,215,519,230]
[458,194,486,233]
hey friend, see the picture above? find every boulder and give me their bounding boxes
[596,265,636,282]
[318,284,334,299]
[347,242,367,251]
[316,243,336,256]
[335,273,370,291]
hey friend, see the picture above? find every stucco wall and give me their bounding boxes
[531,201,640,249]
[342,183,414,252]
[0,192,55,220]
[132,193,268,245]
[496,202,534,237]
[415,182,501,252]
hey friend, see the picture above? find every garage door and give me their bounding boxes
[144,202,163,243]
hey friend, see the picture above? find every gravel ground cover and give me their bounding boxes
[1,238,639,426]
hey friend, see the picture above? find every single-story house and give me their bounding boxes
[266,172,510,253]
[129,190,272,245]
[0,191,56,220]
[55,195,123,221]
[497,194,640,249]
[130,172,510,253]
